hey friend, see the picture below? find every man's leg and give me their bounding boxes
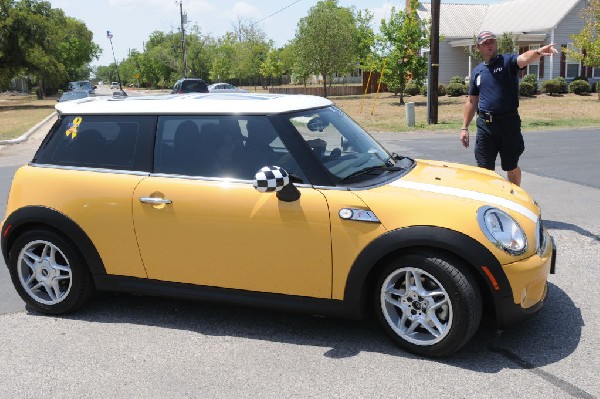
[507,166,521,186]
[474,118,498,170]
[499,116,524,186]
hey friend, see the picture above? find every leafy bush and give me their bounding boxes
[446,82,466,96]
[449,75,466,85]
[569,79,591,95]
[591,82,597,93]
[573,75,589,82]
[542,78,569,95]
[404,83,420,96]
[522,74,538,92]
[541,79,561,95]
[555,77,568,93]
[519,81,536,97]
[419,84,449,96]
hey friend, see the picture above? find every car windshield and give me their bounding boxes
[285,106,408,183]
[59,91,89,102]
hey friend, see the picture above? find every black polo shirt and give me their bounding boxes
[468,54,523,114]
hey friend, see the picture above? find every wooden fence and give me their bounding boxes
[268,85,364,97]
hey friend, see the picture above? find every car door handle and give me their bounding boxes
[139,197,172,205]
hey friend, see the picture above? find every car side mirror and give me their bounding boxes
[252,166,301,202]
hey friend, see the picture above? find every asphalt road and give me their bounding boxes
[0,104,598,398]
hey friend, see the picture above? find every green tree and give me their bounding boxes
[209,33,237,82]
[260,48,284,87]
[185,26,214,80]
[378,0,429,104]
[142,30,180,86]
[0,0,99,95]
[353,8,375,69]
[565,0,600,99]
[294,0,358,97]
[231,19,272,87]
[281,40,311,86]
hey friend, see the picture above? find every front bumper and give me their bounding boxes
[495,234,556,328]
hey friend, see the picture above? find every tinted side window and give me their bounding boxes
[154,116,306,182]
[34,115,155,172]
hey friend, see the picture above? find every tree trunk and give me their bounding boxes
[322,75,328,98]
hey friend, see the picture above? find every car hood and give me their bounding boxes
[351,159,539,232]
[398,159,535,205]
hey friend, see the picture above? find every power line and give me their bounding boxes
[253,0,304,26]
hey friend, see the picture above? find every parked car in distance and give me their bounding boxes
[57,90,92,102]
[171,78,209,94]
[110,82,120,90]
[67,80,96,95]
[207,83,248,93]
[1,93,556,358]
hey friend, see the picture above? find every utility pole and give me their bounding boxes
[178,1,188,78]
[427,0,440,124]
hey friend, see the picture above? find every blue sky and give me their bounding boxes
[48,0,498,67]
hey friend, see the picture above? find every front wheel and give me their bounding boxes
[375,252,482,357]
[8,229,94,314]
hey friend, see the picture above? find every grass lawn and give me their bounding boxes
[0,95,56,140]
[333,92,600,133]
[1,90,598,140]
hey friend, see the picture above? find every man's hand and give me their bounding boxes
[460,129,469,148]
[538,43,559,57]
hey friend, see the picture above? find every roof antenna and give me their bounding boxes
[106,30,127,97]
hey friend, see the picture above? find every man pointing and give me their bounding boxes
[460,31,558,186]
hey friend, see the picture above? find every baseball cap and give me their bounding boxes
[476,31,496,45]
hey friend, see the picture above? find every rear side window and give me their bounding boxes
[33,115,156,172]
[181,80,208,93]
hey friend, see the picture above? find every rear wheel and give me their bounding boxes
[375,252,482,357]
[8,229,94,314]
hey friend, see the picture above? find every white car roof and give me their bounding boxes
[55,93,333,115]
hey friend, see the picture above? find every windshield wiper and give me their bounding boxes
[339,165,402,182]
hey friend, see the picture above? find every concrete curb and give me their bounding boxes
[0,111,57,145]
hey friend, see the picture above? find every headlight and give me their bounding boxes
[477,206,527,256]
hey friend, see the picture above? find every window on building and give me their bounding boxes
[566,43,580,78]
[593,67,600,79]
[527,45,540,78]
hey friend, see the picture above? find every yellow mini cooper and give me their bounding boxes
[1,93,555,357]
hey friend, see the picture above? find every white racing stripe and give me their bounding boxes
[388,180,538,222]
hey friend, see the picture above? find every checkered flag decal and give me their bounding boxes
[253,166,290,193]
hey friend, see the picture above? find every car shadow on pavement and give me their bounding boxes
[545,219,600,241]
[26,282,581,370]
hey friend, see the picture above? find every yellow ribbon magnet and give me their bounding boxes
[66,116,83,139]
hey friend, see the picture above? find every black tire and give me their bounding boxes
[8,229,94,314]
[374,251,482,357]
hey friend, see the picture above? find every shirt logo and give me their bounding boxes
[476,75,481,86]
[493,67,503,73]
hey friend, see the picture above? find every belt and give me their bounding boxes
[478,110,518,122]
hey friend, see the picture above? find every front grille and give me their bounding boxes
[537,217,547,256]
